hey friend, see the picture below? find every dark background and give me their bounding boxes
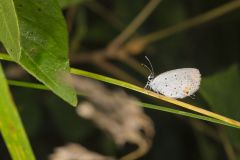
[1,0,240,159]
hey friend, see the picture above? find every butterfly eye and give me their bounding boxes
[147,76,151,80]
[148,74,154,80]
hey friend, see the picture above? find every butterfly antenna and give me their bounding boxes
[141,64,152,75]
[145,56,154,76]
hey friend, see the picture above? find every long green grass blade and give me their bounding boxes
[0,64,35,160]
[6,78,239,129]
[141,103,239,129]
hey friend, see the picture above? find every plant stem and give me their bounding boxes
[1,53,240,128]
[142,0,240,44]
[70,68,240,128]
[6,79,239,129]
[108,0,162,48]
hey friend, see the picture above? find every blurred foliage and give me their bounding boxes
[46,95,95,142]
[58,0,86,8]
[200,65,240,158]
[14,89,44,137]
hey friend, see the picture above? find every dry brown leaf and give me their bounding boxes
[49,143,114,160]
[72,77,155,160]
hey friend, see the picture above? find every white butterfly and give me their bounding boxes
[143,56,201,99]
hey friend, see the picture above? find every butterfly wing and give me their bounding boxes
[149,68,201,99]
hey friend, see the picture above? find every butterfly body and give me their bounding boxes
[148,68,201,99]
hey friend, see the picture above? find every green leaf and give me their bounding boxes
[0,0,21,59]
[57,0,86,8]
[0,63,35,160]
[0,0,77,106]
[200,65,240,149]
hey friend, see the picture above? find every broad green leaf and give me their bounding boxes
[0,0,21,59]
[57,0,86,8]
[0,64,35,160]
[0,0,77,106]
[200,65,240,150]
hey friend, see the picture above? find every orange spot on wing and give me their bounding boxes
[183,86,192,96]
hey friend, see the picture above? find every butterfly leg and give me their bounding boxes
[189,94,196,99]
[144,81,150,90]
[144,82,152,96]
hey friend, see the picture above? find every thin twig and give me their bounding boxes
[73,1,240,79]
[94,58,142,86]
[108,0,162,51]
[142,0,240,45]
[69,7,87,53]
[119,56,147,76]
[71,0,240,78]
[86,0,124,30]
[218,128,236,160]
[66,6,78,33]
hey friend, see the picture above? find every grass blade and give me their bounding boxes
[6,79,240,129]
[0,64,35,160]
[1,53,240,129]
[70,68,240,128]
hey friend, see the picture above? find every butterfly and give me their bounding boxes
[143,56,201,99]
